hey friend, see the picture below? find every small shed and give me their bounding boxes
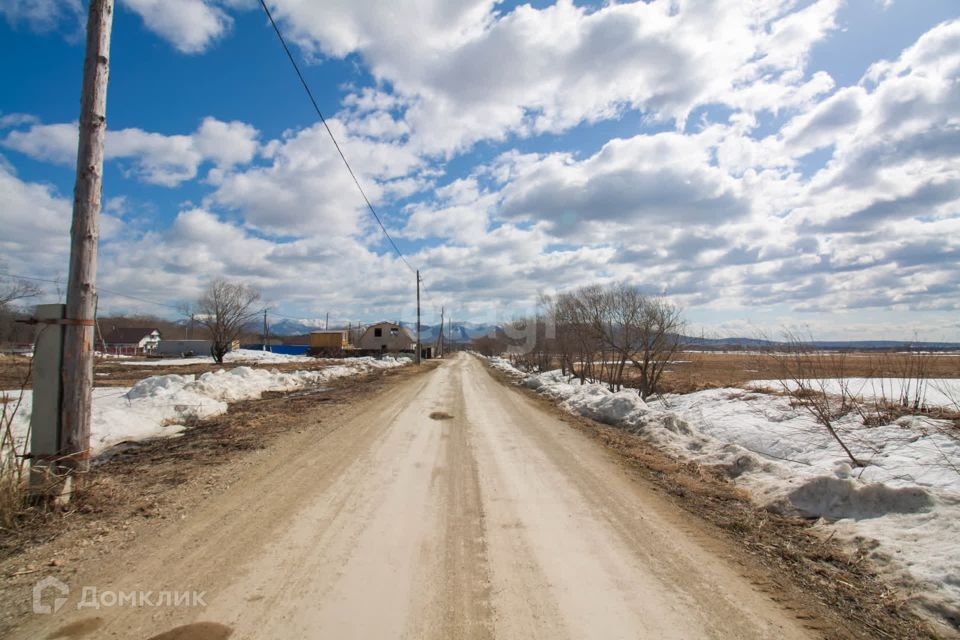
[309,330,350,350]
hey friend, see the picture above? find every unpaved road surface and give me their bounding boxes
[14,353,817,639]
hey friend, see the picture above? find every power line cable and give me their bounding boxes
[256,0,415,274]
[0,271,184,311]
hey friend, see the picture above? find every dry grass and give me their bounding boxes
[626,350,960,395]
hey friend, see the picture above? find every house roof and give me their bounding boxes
[103,327,160,345]
[362,322,415,341]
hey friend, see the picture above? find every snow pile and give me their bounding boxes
[224,349,314,364]
[121,349,315,367]
[748,377,960,410]
[487,356,527,377]
[508,364,960,623]
[4,357,407,456]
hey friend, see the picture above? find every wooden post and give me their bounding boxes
[416,270,421,365]
[60,0,114,477]
[439,306,444,358]
[262,309,268,351]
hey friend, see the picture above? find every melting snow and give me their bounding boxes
[3,357,407,456]
[119,348,316,366]
[488,357,960,624]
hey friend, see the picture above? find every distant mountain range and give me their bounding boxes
[264,319,960,350]
[266,319,500,343]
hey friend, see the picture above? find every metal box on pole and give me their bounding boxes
[29,304,70,500]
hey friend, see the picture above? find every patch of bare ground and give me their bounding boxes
[0,361,437,635]
[484,363,941,640]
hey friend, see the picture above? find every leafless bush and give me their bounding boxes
[0,356,34,528]
[541,283,685,398]
[763,331,862,467]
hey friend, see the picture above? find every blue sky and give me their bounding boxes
[1,0,958,340]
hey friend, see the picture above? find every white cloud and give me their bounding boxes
[0,158,71,272]
[401,177,493,243]
[0,0,82,33]
[95,207,421,317]
[208,119,423,237]
[2,117,261,186]
[192,117,260,170]
[4,3,960,338]
[276,0,841,154]
[0,157,124,280]
[121,0,233,54]
[495,132,749,242]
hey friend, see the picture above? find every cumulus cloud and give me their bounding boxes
[96,207,422,317]
[2,117,260,186]
[0,158,72,271]
[0,158,124,278]
[495,133,749,241]
[275,0,841,154]
[121,0,234,54]
[208,119,423,237]
[4,3,960,336]
[783,19,960,231]
[0,0,83,33]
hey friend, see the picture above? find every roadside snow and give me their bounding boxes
[3,357,406,456]
[747,377,960,410]
[489,357,960,624]
[120,348,314,366]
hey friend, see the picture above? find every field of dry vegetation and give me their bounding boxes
[647,350,960,395]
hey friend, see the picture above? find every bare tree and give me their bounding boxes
[0,273,41,313]
[0,269,42,345]
[630,296,685,400]
[544,283,684,398]
[193,279,261,363]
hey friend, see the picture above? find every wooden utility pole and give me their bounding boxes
[439,306,444,358]
[416,270,421,365]
[60,0,114,476]
[325,312,329,330]
[262,309,268,351]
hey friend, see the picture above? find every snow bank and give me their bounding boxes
[747,377,960,410]
[497,359,960,624]
[120,348,315,367]
[3,357,407,456]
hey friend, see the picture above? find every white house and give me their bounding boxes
[102,327,161,355]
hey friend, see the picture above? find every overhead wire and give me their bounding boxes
[8,2,450,320]
[0,271,183,312]
[256,0,416,275]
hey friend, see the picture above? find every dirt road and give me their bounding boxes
[15,353,817,639]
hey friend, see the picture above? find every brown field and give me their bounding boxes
[625,350,960,395]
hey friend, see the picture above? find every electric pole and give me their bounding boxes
[61,0,114,477]
[325,311,329,330]
[262,309,268,351]
[439,306,444,358]
[416,270,421,365]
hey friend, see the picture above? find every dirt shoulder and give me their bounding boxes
[0,360,437,636]
[483,362,942,640]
